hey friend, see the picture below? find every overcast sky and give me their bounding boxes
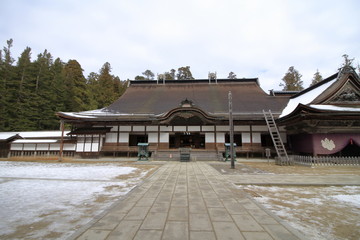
[1,0,359,91]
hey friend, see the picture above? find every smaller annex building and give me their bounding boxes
[278,65,360,156]
[0,131,74,158]
[1,64,360,160]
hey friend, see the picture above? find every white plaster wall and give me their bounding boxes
[105,133,117,143]
[242,133,251,143]
[119,133,129,143]
[91,143,99,152]
[119,126,131,132]
[10,143,23,150]
[50,144,61,151]
[205,133,215,143]
[280,133,287,143]
[148,133,158,143]
[133,126,145,132]
[76,143,84,152]
[234,125,250,131]
[23,144,36,150]
[160,126,172,131]
[146,126,158,131]
[188,126,200,132]
[84,143,91,152]
[160,132,169,143]
[252,126,268,131]
[36,144,49,151]
[216,133,225,143]
[202,126,214,131]
[174,126,186,131]
[217,126,229,131]
[111,126,118,131]
[63,144,76,151]
[252,133,261,143]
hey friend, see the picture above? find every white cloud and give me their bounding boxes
[0,0,359,91]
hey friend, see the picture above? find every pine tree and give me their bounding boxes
[176,66,194,80]
[135,75,146,80]
[279,66,304,91]
[34,50,56,129]
[10,47,34,130]
[63,60,90,112]
[97,62,117,107]
[142,70,155,80]
[228,72,237,79]
[0,39,16,130]
[86,71,100,109]
[0,40,130,131]
[310,69,323,86]
[170,69,176,80]
[48,58,67,128]
[88,63,126,109]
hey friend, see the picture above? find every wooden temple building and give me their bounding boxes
[2,64,360,160]
[56,77,289,160]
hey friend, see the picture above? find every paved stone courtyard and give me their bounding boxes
[70,162,307,240]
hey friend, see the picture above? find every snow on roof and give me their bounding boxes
[309,104,360,112]
[0,131,70,139]
[280,79,337,118]
[59,109,155,118]
[0,133,20,141]
[13,139,59,144]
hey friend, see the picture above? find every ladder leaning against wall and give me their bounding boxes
[263,110,291,165]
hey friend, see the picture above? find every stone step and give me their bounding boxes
[153,150,221,161]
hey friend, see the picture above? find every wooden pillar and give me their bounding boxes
[59,120,65,162]
[228,91,235,169]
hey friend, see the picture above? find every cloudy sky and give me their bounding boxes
[1,0,359,91]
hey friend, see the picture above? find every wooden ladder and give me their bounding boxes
[263,110,290,165]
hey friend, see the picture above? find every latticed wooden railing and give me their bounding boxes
[9,151,75,158]
[291,155,360,167]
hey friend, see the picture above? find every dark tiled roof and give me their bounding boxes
[105,79,289,119]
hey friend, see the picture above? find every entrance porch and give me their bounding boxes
[169,132,205,149]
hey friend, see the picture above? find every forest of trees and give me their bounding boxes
[1,39,351,132]
[0,39,127,131]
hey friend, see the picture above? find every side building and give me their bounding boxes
[278,65,360,156]
[1,131,75,158]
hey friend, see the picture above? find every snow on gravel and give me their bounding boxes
[331,194,360,208]
[0,161,135,180]
[241,185,360,240]
[0,161,151,240]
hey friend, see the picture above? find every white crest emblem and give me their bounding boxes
[321,138,336,151]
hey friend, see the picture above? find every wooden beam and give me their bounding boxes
[59,120,65,162]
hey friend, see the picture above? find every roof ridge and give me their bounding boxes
[129,78,259,86]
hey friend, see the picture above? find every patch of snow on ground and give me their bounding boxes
[0,161,150,240]
[0,161,135,180]
[241,185,360,240]
[331,194,360,208]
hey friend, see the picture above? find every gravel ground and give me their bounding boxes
[211,161,360,240]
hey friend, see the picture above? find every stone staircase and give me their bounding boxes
[152,149,222,161]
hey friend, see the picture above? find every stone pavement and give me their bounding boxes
[70,162,306,240]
